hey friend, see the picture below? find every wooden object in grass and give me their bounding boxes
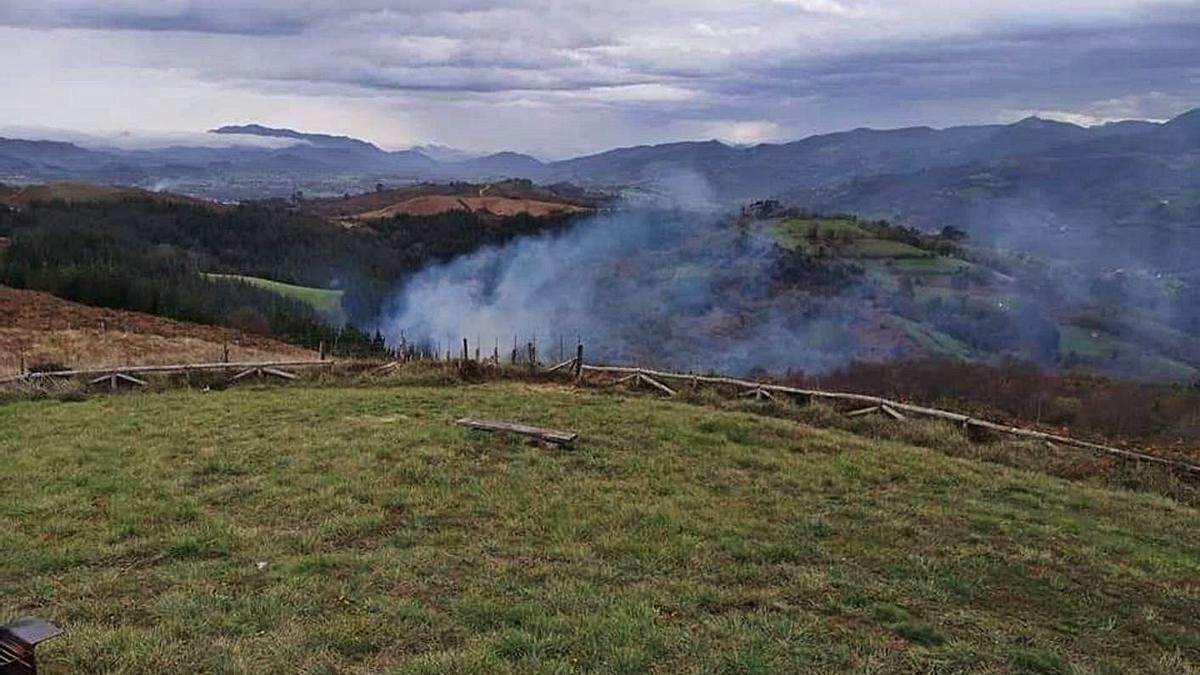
[456,418,578,446]
[88,372,147,391]
[0,615,63,675]
[232,366,298,381]
[846,406,880,417]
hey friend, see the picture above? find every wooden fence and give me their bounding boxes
[0,359,334,386]
[3,348,1197,476]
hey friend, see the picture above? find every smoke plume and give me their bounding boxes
[377,198,869,375]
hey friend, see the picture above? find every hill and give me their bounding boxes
[354,195,590,220]
[0,182,222,210]
[1,381,1196,672]
[200,273,345,323]
[0,285,312,375]
[4,109,1199,272]
[309,180,606,219]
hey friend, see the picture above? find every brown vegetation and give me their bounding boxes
[801,358,1200,463]
[354,194,590,220]
[0,182,222,211]
[309,180,605,219]
[0,286,311,375]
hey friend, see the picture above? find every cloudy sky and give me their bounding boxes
[1,0,1197,157]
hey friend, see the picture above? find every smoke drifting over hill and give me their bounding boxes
[377,203,870,375]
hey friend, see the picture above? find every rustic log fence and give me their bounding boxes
[0,359,334,386]
[2,343,1197,477]
[569,363,1200,477]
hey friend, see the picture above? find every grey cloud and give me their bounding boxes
[1,1,1197,155]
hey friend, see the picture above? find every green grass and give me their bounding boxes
[888,315,973,359]
[842,238,931,259]
[203,273,345,321]
[2,383,1198,673]
[769,218,971,265]
[1059,326,1119,360]
[1059,326,1198,381]
[891,256,974,274]
[772,218,870,249]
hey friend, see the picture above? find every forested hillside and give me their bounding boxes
[0,194,582,356]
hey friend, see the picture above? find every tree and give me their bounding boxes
[940,225,967,241]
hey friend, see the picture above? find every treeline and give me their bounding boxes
[0,197,580,354]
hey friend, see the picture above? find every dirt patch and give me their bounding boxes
[355,195,590,220]
[0,286,310,375]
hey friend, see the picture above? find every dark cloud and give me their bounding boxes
[1,1,1197,154]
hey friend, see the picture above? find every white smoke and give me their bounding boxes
[376,173,867,374]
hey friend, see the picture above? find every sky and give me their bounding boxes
[1,0,1198,158]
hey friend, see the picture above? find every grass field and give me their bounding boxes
[888,314,973,360]
[770,218,969,264]
[2,382,1197,673]
[1059,326,1199,382]
[203,273,345,322]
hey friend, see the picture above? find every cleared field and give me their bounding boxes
[892,256,974,274]
[355,195,590,220]
[887,314,973,360]
[202,273,345,321]
[1059,326,1198,382]
[772,217,871,247]
[0,285,311,375]
[2,383,1196,673]
[770,218,947,260]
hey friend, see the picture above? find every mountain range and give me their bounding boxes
[3,109,1199,269]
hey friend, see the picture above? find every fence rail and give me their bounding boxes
[2,351,1196,476]
[576,364,1200,477]
[0,359,334,385]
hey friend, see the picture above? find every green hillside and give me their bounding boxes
[203,273,345,323]
[2,383,1196,673]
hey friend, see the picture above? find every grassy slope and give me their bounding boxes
[2,383,1198,674]
[772,218,935,259]
[202,273,345,322]
[769,218,1200,379]
[1060,326,1198,382]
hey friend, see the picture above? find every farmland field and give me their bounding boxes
[203,273,345,321]
[2,382,1197,673]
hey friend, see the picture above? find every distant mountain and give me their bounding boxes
[3,109,1200,271]
[210,124,436,173]
[0,137,116,175]
[210,124,382,153]
[444,151,545,179]
[407,144,480,163]
[797,109,1200,269]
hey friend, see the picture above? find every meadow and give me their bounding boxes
[2,381,1197,673]
[202,273,346,322]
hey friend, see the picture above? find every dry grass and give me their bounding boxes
[0,286,310,376]
[0,328,307,375]
[355,195,590,220]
